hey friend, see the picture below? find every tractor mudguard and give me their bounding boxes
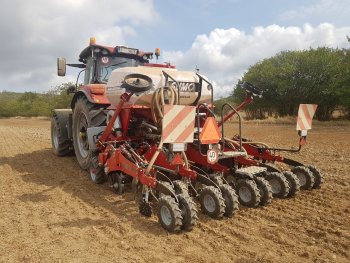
[53,109,72,140]
[70,85,110,109]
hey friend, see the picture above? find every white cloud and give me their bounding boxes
[164,23,350,98]
[0,0,158,92]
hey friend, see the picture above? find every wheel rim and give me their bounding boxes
[76,112,89,158]
[160,206,172,226]
[296,173,306,186]
[269,179,281,194]
[238,186,252,203]
[52,124,59,149]
[203,194,216,213]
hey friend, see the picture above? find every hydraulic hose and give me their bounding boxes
[146,85,179,174]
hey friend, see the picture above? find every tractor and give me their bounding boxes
[51,38,246,231]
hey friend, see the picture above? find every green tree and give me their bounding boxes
[233,47,350,120]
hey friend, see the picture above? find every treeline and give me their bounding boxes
[230,47,350,120]
[0,83,74,117]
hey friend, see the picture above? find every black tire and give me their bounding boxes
[89,156,105,184]
[291,166,315,190]
[199,186,225,219]
[72,97,107,170]
[254,177,273,206]
[235,179,261,207]
[173,180,189,196]
[51,114,72,156]
[158,195,183,232]
[265,172,290,198]
[307,165,324,188]
[177,194,198,231]
[283,171,300,197]
[220,184,239,217]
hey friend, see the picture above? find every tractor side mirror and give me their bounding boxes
[57,58,66,76]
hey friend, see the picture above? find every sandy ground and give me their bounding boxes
[0,118,349,263]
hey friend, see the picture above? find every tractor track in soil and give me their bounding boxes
[0,118,349,263]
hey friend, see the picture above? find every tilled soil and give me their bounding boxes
[0,118,349,263]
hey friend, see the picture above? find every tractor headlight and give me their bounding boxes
[117,47,138,55]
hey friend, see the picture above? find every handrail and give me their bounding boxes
[220,103,242,152]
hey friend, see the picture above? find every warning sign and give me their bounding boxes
[296,104,318,131]
[162,105,196,143]
[199,117,221,144]
[207,149,219,164]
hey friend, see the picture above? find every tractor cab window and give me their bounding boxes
[84,57,95,85]
[98,56,140,83]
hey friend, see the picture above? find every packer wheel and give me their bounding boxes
[235,179,261,207]
[307,165,324,188]
[173,180,189,196]
[177,194,198,231]
[283,171,300,197]
[291,166,315,190]
[265,172,290,198]
[157,196,183,232]
[199,186,225,219]
[220,184,239,217]
[254,177,273,206]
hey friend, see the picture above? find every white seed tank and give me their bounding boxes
[106,66,212,107]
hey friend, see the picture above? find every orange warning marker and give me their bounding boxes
[199,117,221,144]
[171,153,183,166]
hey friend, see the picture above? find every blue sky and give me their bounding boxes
[0,0,349,98]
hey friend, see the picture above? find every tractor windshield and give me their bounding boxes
[98,56,141,83]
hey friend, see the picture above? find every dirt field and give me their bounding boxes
[0,118,349,263]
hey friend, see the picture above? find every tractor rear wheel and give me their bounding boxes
[199,186,225,219]
[254,177,273,206]
[266,172,290,198]
[177,194,198,231]
[235,179,261,207]
[291,166,315,190]
[51,114,72,156]
[72,97,107,170]
[220,184,239,217]
[158,196,183,232]
[283,171,300,197]
[307,165,324,188]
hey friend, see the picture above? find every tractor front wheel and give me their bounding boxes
[51,114,72,156]
[89,156,105,184]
